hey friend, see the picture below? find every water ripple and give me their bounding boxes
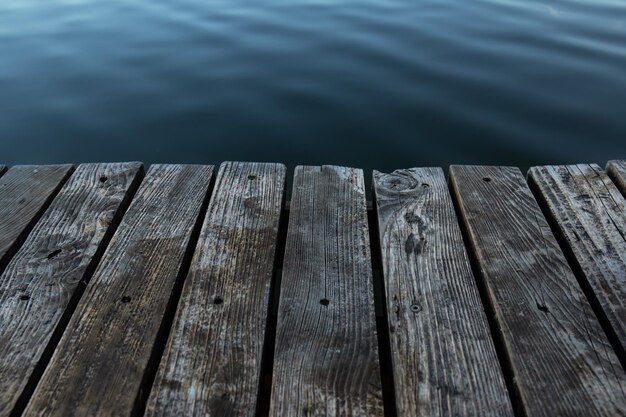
[0,0,624,169]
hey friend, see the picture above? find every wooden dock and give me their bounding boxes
[0,161,624,417]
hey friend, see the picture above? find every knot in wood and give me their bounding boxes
[382,173,419,192]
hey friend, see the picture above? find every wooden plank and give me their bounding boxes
[0,165,74,273]
[24,164,214,417]
[0,162,143,417]
[607,160,626,197]
[373,168,514,417]
[270,165,384,416]
[449,165,626,417]
[528,164,626,361]
[145,162,286,417]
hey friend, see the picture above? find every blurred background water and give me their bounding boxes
[1,0,625,172]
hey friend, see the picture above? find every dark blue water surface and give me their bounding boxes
[1,0,625,171]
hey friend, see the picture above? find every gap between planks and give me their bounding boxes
[450,165,626,417]
[0,165,74,276]
[0,163,144,417]
[144,162,285,417]
[528,164,626,370]
[22,165,214,417]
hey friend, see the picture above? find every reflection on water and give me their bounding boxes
[0,0,625,171]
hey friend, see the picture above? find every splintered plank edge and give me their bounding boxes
[606,160,626,197]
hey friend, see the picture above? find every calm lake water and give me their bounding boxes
[1,0,625,172]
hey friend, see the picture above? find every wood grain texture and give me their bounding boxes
[24,164,214,417]
[0,162,143,417]
[270,165,384,417]
[528,164,626,361]
[0,165,74,273]
[145,162,286,417]
[450,165,626,417]
[374,168,514,417]
[607,160,626,197]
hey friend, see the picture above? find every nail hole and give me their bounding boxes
[248,175,257,180]
[46,249,62,260]
[99,176,108,183]
[20,295,30,301]
[410,303,422,313]
[121,296,131,303]
[483,177,492,183]
[214,296,223,305]
[537,302,549,313]
[320,298,329,306]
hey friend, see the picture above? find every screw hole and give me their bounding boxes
[320,298,329,306]
[121,296,131,303]
[214,296,224,305]
[248,175,257,180]
[483,177,492,183]
[410,303,422,313]
[99,176,108,183]
[20,295,30,301]
[537,302,549,313]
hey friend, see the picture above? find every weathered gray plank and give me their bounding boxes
[0,165,74,273]
[145,162,286,417]
[450,165,626,417]
[270,165,384,416]
[24,164,214,416]
[529,164,626,361]
[374,168,514,417]
[607,160,626,197]
[0,162,143,417]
